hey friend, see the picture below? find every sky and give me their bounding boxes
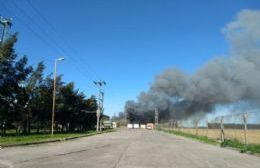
[1,0,260,117]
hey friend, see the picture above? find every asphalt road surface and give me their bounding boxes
[0,129,260,168]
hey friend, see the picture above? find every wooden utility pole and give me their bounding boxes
[125,111,127,127]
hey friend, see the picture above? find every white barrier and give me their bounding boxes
[127,124,133,129]
[133,124,140,129]
[140,124,146,129]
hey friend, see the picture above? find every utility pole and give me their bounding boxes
[51,57,64,135]
[155,108,159,129]
[94,80,106,132]
[124,104,128,127]
[0,16,12,45]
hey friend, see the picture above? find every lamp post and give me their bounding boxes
[51,57,64,135]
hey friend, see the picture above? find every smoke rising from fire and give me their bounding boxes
[125,10,260,122]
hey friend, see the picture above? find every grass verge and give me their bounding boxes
[0,129,114,147]
[158,128,260,154]
[221,139,260,154]
[158,128,219,145]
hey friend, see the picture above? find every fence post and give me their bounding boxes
[220,116,225,142]
[206,120,209,137]
[243,113,248,145]
[195,120,199,136]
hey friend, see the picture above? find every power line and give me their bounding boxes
[24,0,100,80]
[0,11,90,88]
[24,0,101,80]
[10,0,95,79]
[2,0,102,85]
[0,2,60,58]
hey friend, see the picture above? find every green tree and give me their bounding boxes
[23,62,45,134]
[0,35,33,135]
[1,34,99,136]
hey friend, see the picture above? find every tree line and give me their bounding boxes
[0,34,99,135]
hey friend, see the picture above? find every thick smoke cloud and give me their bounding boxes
[125,10,260,122]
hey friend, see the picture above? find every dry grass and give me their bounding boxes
[170,128,260,144]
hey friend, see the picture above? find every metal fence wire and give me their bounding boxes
[159,112,260,145]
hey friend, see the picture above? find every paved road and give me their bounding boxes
[0,129,260,168]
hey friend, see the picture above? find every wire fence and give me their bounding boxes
[159,112,260,145]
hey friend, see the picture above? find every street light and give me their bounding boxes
[51,57,64,135]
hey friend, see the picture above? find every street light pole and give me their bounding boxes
[51,57,64,135]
